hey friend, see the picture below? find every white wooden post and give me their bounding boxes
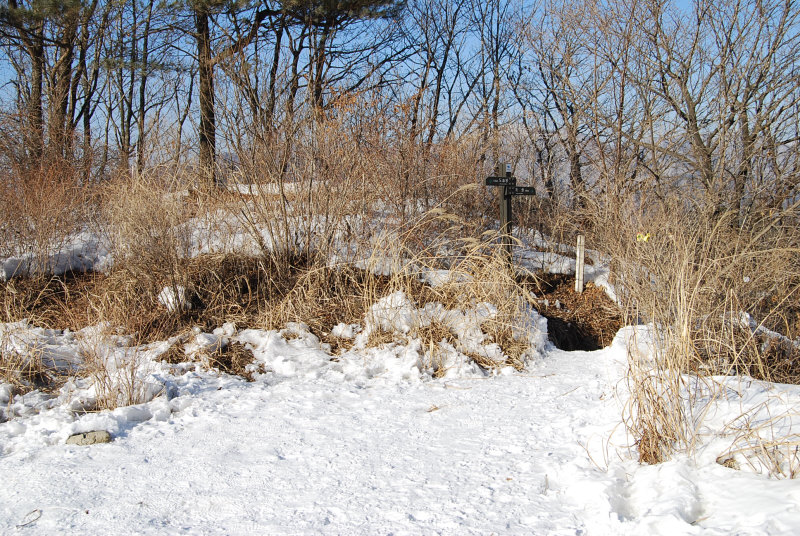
[575,234,585,293]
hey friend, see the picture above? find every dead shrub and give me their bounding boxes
[95,166,295,339]
[0,157,91,279]
[98,171,192,295]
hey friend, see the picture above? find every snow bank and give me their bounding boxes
[0,288,548,456]
[0,232,110,281]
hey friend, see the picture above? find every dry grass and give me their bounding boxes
[258,219,543,375]
[584,194,800,468]
[211,341,259,379]
[91,252,308,344]
[160,335,192,365]
[718,404,800,479]
[434,243,537,371]
[92,166,309,341]
[77,330,150,411]
[193,340,260,380]
[266,263,395,336]
[1,272,103,330]
[413,321,458,378]
[381,233,540,372]
[0,334,55,394]
[96,171,193,315]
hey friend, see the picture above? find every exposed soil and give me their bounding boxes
[520,273,624,351]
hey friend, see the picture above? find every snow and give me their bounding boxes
[157,285,192,313]
[2,313,800,533]
[2,330,618,534]
[0,232,111,282]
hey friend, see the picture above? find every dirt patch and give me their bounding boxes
[204,341,262,381]
[520,273,623,351]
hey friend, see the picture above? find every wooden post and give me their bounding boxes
[499,163,513,263]
[485,162,534,268]
[575,234,585,293]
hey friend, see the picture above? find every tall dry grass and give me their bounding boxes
[265,203,542,376]
[0,328,50,393]
[587,194,800,466]
[92,169,196,336]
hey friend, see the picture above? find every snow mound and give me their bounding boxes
[0,233,110,281]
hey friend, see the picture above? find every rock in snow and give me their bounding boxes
[65,430,112,446]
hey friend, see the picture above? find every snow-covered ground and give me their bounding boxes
[2,318,800,534]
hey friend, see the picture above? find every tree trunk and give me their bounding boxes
[265,19,285,131]
[196,7,217,188]
[28,27,44,161]
[136,0,155,175]
[50,41,75,159]
[311,22,332,113]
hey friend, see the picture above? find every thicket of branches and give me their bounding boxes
[0,0,794,217]
[2,0,798,291]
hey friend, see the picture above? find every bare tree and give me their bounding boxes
[1,0,110,171]
[468,0,518,163]
[624,0,800,223]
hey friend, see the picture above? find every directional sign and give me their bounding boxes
[486,162,515,264]
[485,176,516,186]
[485,161,537,267]
[508,186,535,196]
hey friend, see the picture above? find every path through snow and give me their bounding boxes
[3,334,800,534]
[2,341,626,534]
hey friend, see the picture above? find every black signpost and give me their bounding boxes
[485,162,535,265]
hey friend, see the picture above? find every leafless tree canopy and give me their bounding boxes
[0,0,797,223]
